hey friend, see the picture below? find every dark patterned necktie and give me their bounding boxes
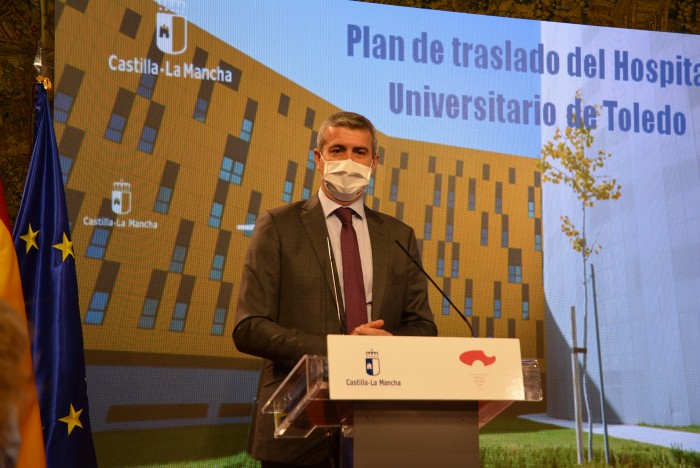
[335,207,367,332]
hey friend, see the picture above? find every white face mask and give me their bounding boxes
[321,156,373,202]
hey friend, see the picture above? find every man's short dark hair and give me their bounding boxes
[317,111,378,155]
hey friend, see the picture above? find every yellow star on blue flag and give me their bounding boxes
[53,233,75,261]
[58,404,84,435]
[19,223,39,253]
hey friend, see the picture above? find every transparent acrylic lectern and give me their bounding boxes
[262,354,542,467]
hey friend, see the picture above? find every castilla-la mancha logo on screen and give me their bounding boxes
[112,180,132,215]
[156,0,187,55]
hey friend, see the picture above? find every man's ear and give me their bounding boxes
[371,154,379,171]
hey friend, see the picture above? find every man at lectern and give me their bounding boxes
[233,111,437,467]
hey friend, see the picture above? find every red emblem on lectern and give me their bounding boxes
[459,350,496,367]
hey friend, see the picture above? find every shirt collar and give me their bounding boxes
[318,189,366,220]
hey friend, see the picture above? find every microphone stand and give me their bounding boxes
[395,240,476,338]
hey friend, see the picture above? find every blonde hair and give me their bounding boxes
[0,300,29,452]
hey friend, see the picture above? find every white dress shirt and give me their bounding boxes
[318,189,373,322]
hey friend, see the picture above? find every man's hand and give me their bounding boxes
[350,319,392,336]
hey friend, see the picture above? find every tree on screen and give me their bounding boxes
[537,89,621,461]
[538,90,621,260]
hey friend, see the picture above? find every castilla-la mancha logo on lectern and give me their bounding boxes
[365,350,380,376]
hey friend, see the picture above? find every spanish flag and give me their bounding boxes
[0,177,46,468]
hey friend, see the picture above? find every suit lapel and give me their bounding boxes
[366,207,388,321]
[300,195,341,310]
[301,197,387,324]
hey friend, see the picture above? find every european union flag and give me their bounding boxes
[13,82,98,468]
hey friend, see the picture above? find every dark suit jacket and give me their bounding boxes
[233,194,437,464]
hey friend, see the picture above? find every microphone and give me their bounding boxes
[395,240,476,338]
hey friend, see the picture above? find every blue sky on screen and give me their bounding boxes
[182,0,543,157]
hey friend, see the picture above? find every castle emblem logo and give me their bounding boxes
[156,0,187,55]
[365,350,380,376]
[112,180,132,215]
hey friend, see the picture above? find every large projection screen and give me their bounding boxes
[54,0,700,464]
